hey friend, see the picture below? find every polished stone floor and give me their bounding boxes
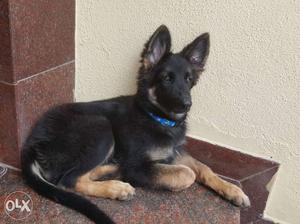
[0,166,240,224]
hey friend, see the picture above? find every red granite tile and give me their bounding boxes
[0,83,18,166]
[0,62,74,167]
[8,0,75,82]
[186,137,279,180]
[96,186,240,224]
[15,62,75,148]
[241,167,278,224]
[0,167,240,224]
[0,0,13,82]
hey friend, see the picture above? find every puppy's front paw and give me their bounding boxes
[222,184,251,207]
[106,180,136,201]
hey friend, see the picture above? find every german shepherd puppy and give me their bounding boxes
[21,25,250,224]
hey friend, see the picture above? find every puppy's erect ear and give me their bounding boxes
[141,25,171,71]
[180,33,210,72]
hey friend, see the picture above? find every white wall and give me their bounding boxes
[76,1,300,223]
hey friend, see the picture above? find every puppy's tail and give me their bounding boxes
[21,150,114,224]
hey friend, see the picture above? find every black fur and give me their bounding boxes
[21,25,210,223]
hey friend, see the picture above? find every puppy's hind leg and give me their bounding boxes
[75,170,135,201]
[89,164,119,181]
[152,164,196,191]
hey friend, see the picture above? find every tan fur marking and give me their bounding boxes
[143,58,151,70]
[89,164,119,181]
[147,147,173,161]
[75,165,135,200]
[175,153,250,207]
[154,164,196,191]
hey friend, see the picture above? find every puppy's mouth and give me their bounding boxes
[169,107,191,119]
[168,111,187,120]
[172,107,191,114]
[148,87,190,120]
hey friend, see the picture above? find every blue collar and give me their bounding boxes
[147,112,176,127]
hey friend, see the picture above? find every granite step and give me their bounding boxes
[0,166,239,224]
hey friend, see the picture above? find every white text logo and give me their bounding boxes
[4,191,33,220]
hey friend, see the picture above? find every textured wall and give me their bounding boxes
[76,1,300,223]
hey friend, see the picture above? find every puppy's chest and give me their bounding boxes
[146,139,185,162]
[147,146,175,162]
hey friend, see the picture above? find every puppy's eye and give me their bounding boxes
[185,72,192,82]
[162,72,174,82]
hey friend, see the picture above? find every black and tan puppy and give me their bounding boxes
[21,25,250,224]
